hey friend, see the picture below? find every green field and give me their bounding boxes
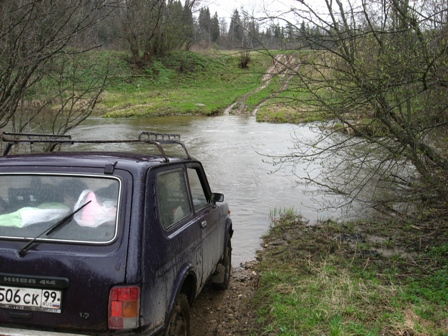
[97,50,275,118]
[30,49,325,123]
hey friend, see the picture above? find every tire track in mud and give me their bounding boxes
[224,54,300,116]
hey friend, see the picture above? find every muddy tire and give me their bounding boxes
[213,240,232,290]
[165,293,190,336]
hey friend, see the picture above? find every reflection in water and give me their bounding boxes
[71,115,352,265]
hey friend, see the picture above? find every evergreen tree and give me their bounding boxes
[273,24,282,38]
[163,0,184,52]
[198,7,211,42]
[286,22,295,40]
[228,9,243,44]
[210,12,220,42]
[182,0,194,49]
[247,16,260,47]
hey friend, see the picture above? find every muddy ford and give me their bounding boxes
[0,132,233,336]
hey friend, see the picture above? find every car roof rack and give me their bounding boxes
[1,132,191,161]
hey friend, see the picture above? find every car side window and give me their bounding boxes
[157,169,191,229]
[187,168,208,212]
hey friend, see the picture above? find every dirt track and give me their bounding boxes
[224,54,300,115]
[190,262,259,335]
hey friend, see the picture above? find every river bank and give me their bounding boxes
[191,210,448,335]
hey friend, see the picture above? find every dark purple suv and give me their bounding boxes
[0,132,233,336]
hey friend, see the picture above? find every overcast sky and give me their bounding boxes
[199,0,301,21]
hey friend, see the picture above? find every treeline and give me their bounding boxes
[65,0,320,63]
[195,8,312,51]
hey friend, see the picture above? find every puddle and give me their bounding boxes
[337,233,417,260]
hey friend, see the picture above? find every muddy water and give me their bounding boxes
[71,115,350,265]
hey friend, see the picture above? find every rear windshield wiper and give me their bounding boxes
[18,201,92,257]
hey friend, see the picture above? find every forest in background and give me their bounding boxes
[64,0,315,64]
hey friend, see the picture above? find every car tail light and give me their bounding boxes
[108,286,140,330]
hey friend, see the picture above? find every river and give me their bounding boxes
[71,114,351,265]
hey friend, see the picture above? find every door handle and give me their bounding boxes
[201,221,207,229]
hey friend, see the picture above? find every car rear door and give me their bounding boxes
[140,165,203,329]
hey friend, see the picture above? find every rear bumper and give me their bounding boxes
[0,326,163,336]
[0,327,87,336]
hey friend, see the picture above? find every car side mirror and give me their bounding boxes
[211,193,224,203]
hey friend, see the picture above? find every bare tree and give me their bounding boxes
[120,0,197,64]
[11,52,109,136]
[119,0,164,64]
[0,0,114,134]
[268,0,448,215]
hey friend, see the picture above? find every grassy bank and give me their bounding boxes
[252,209,448,336]
[61,49,325,122]
[24,49,326,123]
[96,50,277,118]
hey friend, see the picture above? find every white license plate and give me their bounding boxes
[0,286,62,313]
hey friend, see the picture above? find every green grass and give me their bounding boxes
[24,48,331,123]
[98,50,275,118]
[253,209,448,335]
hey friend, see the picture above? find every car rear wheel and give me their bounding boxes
[165,293,190,336]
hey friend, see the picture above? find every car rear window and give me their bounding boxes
[0,174,120,243]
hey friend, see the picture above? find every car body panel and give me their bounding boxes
[0,141,232,335]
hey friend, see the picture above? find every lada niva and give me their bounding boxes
[0,132,233,336]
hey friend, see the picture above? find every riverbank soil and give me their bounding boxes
[191,212,448,335]
[190,262,260,335]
